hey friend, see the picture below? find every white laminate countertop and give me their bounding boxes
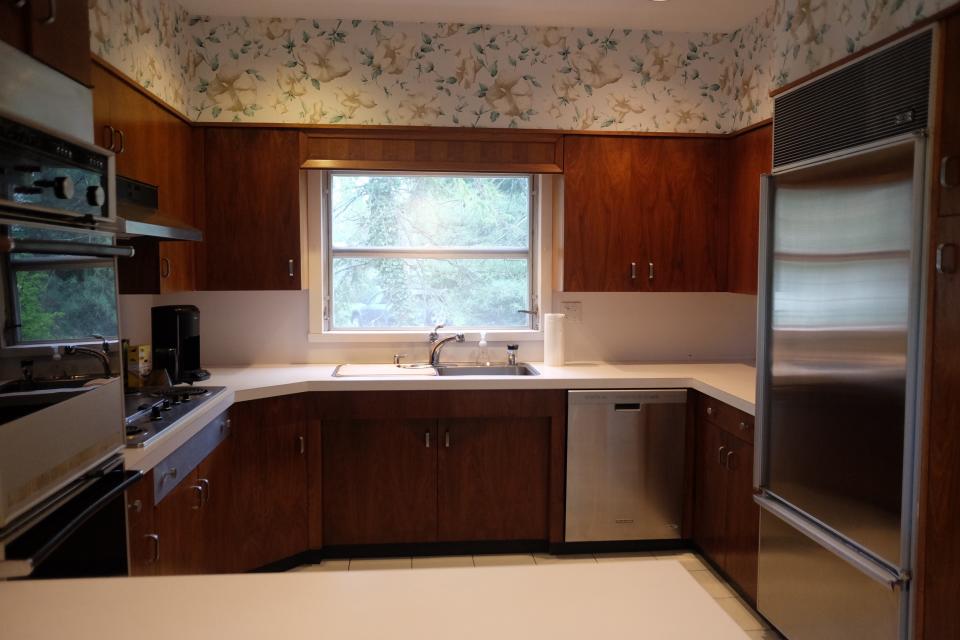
[125,362,756,472]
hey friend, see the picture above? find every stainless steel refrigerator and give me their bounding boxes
[754,131,927,640]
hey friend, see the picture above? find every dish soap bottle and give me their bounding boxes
[476,331,490,366]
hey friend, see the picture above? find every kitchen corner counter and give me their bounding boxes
[125,362,755,472]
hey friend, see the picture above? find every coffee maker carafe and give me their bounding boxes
[151,305,210,384]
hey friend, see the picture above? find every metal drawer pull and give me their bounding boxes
[128,499,143,514]
[614,403,643,412]
[706,406,714,416]
[648,261,654,281]
[425,431,430,448]
[941,156,959,188]
[630,262,637,280]
[298,435,305,455]
[160,257,171,278]
[738,421,747,431]
[103,125,115,151]
[725,450,734,470]
[13,1,27,9]
[190,484,204,510]
[160,467,178,483]
[116,128,125,154]
[444,431,450,448]
[40,0,55,24]
[145,533,160,563]
[936,243,957,274]
[717,445,726,465]
[288,258,295,277]
[198,478,210,506]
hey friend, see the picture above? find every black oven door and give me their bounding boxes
[0,456,141,579]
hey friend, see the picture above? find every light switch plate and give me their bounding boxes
[560,301,582,323]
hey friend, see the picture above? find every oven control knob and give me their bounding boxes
[35,176,75,199]
[86,185,106,207]
[150,406,163,421]
[161,399,172,411]
[180,393,191,403]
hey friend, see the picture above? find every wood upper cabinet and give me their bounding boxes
[198,128,303,291]
[0,0,90,86]
[212,396,309,572]
[562,135,724,292]
[692,393,759,604]
[91,63,196,294]
[936,13,960,218]
[437,417,550,542]
[726,124,772,294]
[322,417,438,546]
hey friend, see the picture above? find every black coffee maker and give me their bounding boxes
[151,305,210,384]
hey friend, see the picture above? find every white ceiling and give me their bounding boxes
[180,0,771,32]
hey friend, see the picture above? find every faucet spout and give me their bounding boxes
[63,345,112,378]
[429,333,465,367]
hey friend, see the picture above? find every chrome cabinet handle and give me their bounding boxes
[738,421,747,431]
[40,0,55,24]
[726,450,734,470]
[425,431,431,448]
[160,467,178,483]
[189,484,204,510]
[445,431,451,448]
[160,257,171,278]
[288,258,295,277]
[297,435,305,455]
[13,1,27,9]
[145,533,160,563]
[717,445,726,465]
[116,128,125,154]
[630,262,637,280]
[648,261,654,281]
[198,478,210,506]
[128,499,143,514]
[706,406,714,416]
[103,125,116,151]
[936,243,957,274]
[942,156,959,188]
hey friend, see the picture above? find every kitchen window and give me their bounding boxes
[318,172,539,334]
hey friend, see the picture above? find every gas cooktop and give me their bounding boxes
[123,385,226,448]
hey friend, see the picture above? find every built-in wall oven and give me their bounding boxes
[0,102,139,578]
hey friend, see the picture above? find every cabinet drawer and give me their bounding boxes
[153,411,230,504]
[697,394,754,444]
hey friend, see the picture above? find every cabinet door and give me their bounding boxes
[438,417,550,542]
[693,418,728,567]
[322,418,437,545]
[642,138,724,291]
[28,0,91,86]
[722,435,759,604]
[726,125,772,294]
[154,469,206,575]
[199,128,302,290]
[0,0,29,53]
[562,136,646,292]
[125,471,159,576]
[938,14,960,218]
[213,397,309,572]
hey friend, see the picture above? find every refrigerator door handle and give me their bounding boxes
[755,494,908,591]
[753,173,776,490]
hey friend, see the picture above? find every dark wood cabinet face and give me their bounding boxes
[437,417,550,542]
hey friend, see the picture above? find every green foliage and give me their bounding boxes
[14,266,118,343]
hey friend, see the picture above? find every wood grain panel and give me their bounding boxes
[27,0,91,86]
[438,417,550,542]
[154,469,205,575]
[0,1,29,56]
[697,393,755,445]
[693,418,727,568]
[198,128,303,290]
[723,435,759,605]
[726,124,772,294]
[302,129,563,173]
[936,14,960,217]
[125,470,158,577]
[321,417,438,545]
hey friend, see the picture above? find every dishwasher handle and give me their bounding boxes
[614,403,644,412]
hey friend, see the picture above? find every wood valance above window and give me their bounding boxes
[299,127,563,173]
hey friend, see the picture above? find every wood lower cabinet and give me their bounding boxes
[91,62,196,294]
[316,390,566,548]
[211,396,309,572]
[322,418,438,546]
[125,471,159,576]
[692,394,759,604]
[154,468,207,575]
[0,0,90,86]
[562,135,724,292]
[438,417,550,542]
[197,128,303,291]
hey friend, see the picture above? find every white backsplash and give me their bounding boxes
[120,290,757,366]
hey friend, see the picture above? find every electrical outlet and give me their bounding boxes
[560,301,582,323]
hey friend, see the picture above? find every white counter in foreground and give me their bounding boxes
[125,362,756,472]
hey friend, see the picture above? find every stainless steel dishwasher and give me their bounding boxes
[565,389,687,542]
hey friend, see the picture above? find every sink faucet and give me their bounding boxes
[428,324,464,367]
[63,335,112,378]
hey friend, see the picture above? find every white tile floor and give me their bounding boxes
[292,550,783,638]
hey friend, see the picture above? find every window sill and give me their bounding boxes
[307,330,543,344]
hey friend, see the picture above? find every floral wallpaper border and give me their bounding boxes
[90,0,959,133]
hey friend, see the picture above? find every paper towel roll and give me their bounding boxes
[543,313,566,367]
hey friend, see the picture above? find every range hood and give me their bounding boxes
[116,176,202,242]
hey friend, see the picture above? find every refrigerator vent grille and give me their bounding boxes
[773,30,931,168]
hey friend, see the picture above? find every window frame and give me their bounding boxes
[307,170,552,343]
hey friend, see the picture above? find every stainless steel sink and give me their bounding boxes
[435,364,540,376]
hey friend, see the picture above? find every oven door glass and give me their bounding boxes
[5,224,119,344]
